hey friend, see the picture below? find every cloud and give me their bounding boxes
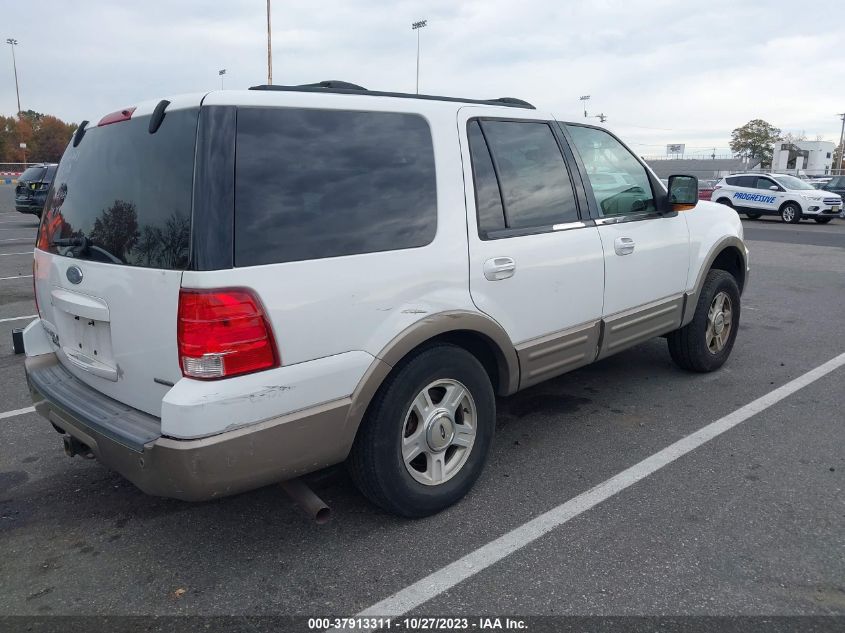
[2,0,842,154]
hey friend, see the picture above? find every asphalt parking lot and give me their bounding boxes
[0,184,843,624]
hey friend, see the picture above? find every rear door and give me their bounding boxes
[459,108,605,388]
[746,176,783,212]
[562,123,690,355]
[33,101,201,417]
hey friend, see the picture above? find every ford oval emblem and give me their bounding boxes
[66,265,83,285]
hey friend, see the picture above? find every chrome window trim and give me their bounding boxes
[552,221,587,231]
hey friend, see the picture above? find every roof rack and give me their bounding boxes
[249,81,535,109]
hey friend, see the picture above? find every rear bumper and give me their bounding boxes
[25,353,353,501]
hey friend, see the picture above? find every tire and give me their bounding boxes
[814,218,832,224]
[667,269,741,373]
[348,344,495,517]
[780,202,801,224]
[745,213,762,220]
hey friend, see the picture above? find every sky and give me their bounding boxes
[2,0,843,158]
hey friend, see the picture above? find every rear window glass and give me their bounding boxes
[20,166,46,182]
[37,108,199,269]
[234,107,437,266]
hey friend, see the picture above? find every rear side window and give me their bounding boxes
[234,107,437,266]
[467,121,506,236]
[725,177,739,185]
[481,120,579,230]
[737,176,756,187]
[38,108,199,269]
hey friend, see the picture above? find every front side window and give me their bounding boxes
[566,125,655,217]
[774,175,816,191]
[755,177,776,190]
[234,107,437,266]
[467,120,579,236]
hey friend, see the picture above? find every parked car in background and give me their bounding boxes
[698,179,718,201]
[819,176,845,217]
[712,172,842,223]
[15,163,58,217]
[20,83,747,517]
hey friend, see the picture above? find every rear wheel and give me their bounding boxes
[814,218,832,224]
[745,213,762,220]
[716,198,733,208]
[780,202,801,224]
[668,269,740,372]
[348,344,495,517]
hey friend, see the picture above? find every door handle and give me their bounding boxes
[614,237,635,256]
[483,257,516,281]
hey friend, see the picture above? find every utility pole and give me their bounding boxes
[219,68,226,89]
[837,112,845,175]
[266,0,273,84]
[579,95,590,118]
[412,20,427,94]
[6,38,21,116]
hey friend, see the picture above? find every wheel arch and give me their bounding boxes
[339,311,519,456]
[682,237,748,326]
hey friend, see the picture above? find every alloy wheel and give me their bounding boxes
[706,291,733,354]
[401,379,477,486]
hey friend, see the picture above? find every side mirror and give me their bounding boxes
[668,174,698,211]
[769,185,779,191]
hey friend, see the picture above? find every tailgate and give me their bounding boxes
[32,100,202,417]
[33,251,182,417]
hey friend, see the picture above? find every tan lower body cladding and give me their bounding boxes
[516,294,685,389]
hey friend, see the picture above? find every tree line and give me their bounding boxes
[0,111,77,164]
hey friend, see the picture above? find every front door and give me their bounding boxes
[459,108,605,388]
[563,124,690,357]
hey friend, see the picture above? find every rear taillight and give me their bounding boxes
[177,288,278,380]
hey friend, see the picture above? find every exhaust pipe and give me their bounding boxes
[280,478,331,524]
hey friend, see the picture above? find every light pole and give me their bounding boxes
[412,20,427,94]
[219,68,226,89]
[6,38,21,116]
[579,95,590,118]
[837,112,845,175]
[266,0,273,85]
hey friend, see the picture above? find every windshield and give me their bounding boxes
[20,166,46,182]
[774,175,816,191]
[37,108,199,269]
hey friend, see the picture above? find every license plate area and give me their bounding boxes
[51,289,118,382]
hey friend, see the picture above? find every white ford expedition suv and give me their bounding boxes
[22,82,748,517]
[712,172,842,223]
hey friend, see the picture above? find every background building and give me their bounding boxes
[771,140,835,175]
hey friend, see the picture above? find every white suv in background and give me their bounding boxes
[22,82,748,517]
[712,172,842,224]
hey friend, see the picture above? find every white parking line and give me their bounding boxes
[0,275,33,281]
[0,406,36,420]
[0,251,33,257]
[0,238,33,242]
[0,315,37,323]
[358,351,845,618]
